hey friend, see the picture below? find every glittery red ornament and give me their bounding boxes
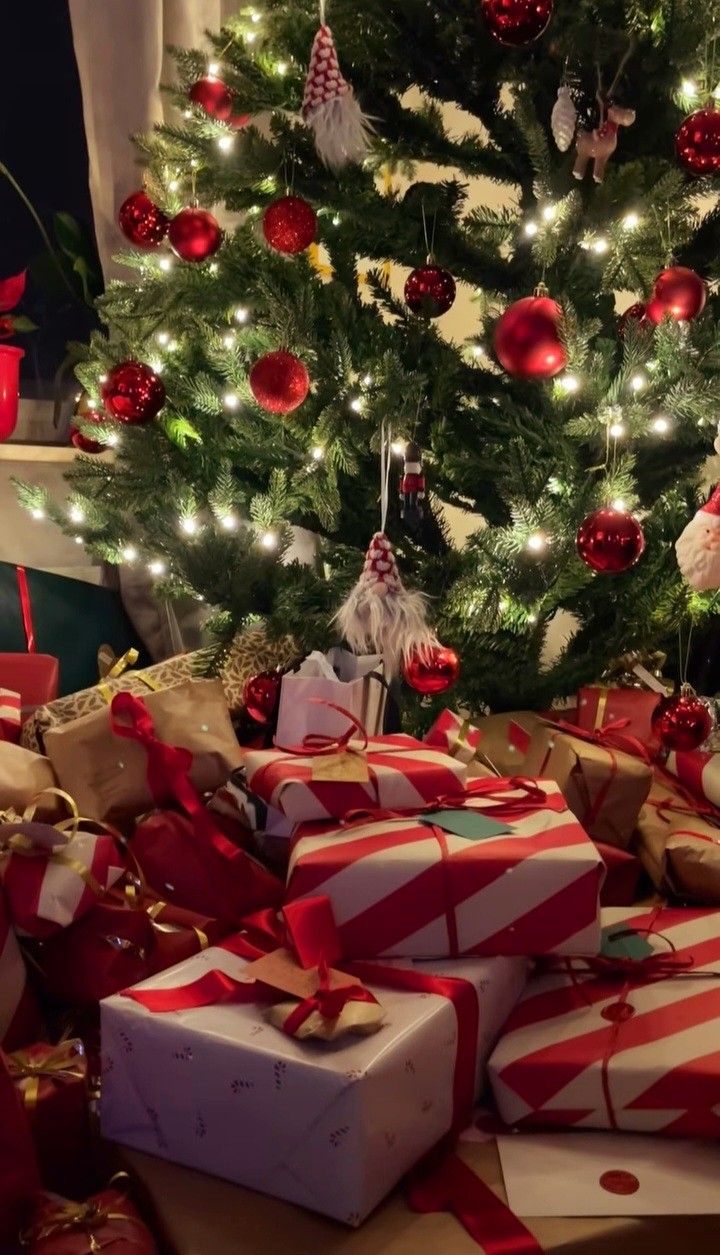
[493,295,567,379]
[651,685,713,752]
[481,0,554,46]
[645,266,707,325]
[403,644,460,694]
[576,506,645,574]
[168,209,223,263]
[676,107,720,176]
[70,411,108,454]
[617,302,647,338]
[249,350,310,415]
[404,265,456,317]
[263,196,318,254]
[243,670,282,725]
[118,191,169,249]
[102,362,165,425]
[189,77,233,121]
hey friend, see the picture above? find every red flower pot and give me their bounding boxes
[0,345,24,440]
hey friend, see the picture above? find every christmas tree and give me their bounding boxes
[18,0,720,717]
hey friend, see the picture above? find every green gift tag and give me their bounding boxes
[601,927,655,962]
[421,809,511,840]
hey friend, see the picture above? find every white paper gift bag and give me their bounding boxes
[275,647,387,745]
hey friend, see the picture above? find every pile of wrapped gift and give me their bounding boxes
[4,642,720,1251]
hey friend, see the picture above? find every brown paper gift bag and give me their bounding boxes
[0,743,61,819]
[44,679,242,825]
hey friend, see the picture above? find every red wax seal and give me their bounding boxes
[601,1000,635,1023]
[599,1170,640,1195]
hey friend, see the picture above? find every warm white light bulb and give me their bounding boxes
[559,374,580,393]
[98,374,108,384]
[222,333,236,349]
[122,545,138,562]
[527,533,546,552]
[159,257,173,272]
[168,179,180,193]
[350,397,363,413]
[652,415,670,434]
[183,109,193,119]
[524,221,539,238]
[148,560,166,576]
[391,440,405,456]
[261,531,278,550]
[332,214,341,226]
[592,237,609,255]
[156,331,170,346]
[31,508,45,521]
[630,373,645,392]
[150,359,164,375]
[245,30,257,43]
[682,79,697,97]
[527,612,538,623]
[106,434,120,448]
[472,344,484,358]
[223,392,239,410]
[220,513,238,532]
[276,61,288,75]
[234,306,248,323]
[209,262,219,275]
[362,373,373,386]
[498,599,508,612]
[208,61,220,77]
[69,505,85,524]
[217,134,234,153]
[609,422,625,438]
[311,445,324,461]
[541,204,557,222]
[622,212,640,231]
[180,517,199,536]
[74,535,84,545]
[611,499,627,512]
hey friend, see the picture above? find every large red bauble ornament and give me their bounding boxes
[168,209,223,263]
[651,685,713,752]
[102,362,165,425]
[645,266,707,325]
[617,302,647,338]
[404,265,456,317]
[676,107,720,176]
[403,644,461,695]
[188,77,233,121]
[493,295,567,379]
[249,350,310,415]
[576,506,645,574]
[118,191,169,249]
[243,670,282,725]
[481,0,554,46]
[70,411,108,454]
[263,196,318,254]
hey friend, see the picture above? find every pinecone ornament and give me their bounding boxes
[302,24,372,170]
[551,85,577,151]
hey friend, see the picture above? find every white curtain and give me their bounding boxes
[68,0,239,278]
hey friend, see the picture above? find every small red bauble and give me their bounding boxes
[645,266,707,325]
[102,362,165,425]
[168,209,223,263]
[404,265,456,317]
[188,77,233,121]
[70,412,108,453]
[263,196,318,254]
[118,191,169,249]
[481,0,554,46]
[0,269,26,313]
[617,302,647,338]
[243,670,282,725]
[249,350,310,415]
[494,295,567,379]
[676,107,720,176]
[403,644,461,695]
[576,507,645,574]
[651,686,713,752]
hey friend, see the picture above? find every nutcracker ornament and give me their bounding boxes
[302,23,372,170]
[400,441,425,527]
[676,485,720,591]
[573,98,636,183]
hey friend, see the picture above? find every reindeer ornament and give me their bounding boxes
[573,97,636,184]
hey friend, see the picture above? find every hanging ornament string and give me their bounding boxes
[319,0,326,23]
[678,620,694,688]
[421,202,438,263]
[380,419,392,534]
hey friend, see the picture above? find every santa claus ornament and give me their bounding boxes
[302,23,372,170]
[676,485,720,591]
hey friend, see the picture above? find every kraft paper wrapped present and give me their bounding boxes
[489,905,720,1136]
[0,742,61,819]
[635,778,720,903]
[6,1039,92,1199]
[100,940,527,1226]
[473,712,652,850]
[244,732,467,825]
[286,778,604,959]
[43,680,242,825]
[424,709,483,764]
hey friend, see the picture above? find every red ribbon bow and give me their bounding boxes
[273,699,369,756]
[547,714,653,766]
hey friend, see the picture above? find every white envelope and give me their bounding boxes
[498,1130,720,1216]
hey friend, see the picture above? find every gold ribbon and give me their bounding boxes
[21,1173,133,1250]
[594,688,610,731]
[0,788,123,901]
[7,1039,85,1112]
[146,897,209,951]
[104,647,139,680]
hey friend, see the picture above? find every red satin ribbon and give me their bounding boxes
[408,1149,543,1255]
[15,566,35,653]
[273,699,370,756]
[540,715,650,832]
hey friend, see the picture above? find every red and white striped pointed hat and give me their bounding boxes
[302,25,351,116]
[699,485,720,517]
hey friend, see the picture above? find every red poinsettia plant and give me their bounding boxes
[0,269,36,339]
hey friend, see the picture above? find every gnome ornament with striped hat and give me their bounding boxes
[302,11,372,171]
[676,485,720,591]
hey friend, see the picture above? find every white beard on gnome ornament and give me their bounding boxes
[676,485,720,591]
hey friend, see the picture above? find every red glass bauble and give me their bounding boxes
[676,107,720,176]
[188,77,233,121]
[617,302,647,338]
[493,295,567,379]
[481,0,554,46]
[263,196,318,254]
[70,411,108,454]
[243,670,282,725]
[168,209,223,263]
[576,507,645,574]
[404,265,456,317]
[101,362,165,425]
[403,645,461,695]
[249,350,310,415]
[118,191,169,249]
[651,688,713,752]
[645,266,707,325]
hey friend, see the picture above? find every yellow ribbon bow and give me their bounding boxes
[22,1174,134,1251]
[7,1038,86,1111]
[0,788,121,902]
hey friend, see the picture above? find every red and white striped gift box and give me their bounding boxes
[489,906,720,1137]
[0,892,42,1050]
[666,749,720,809]
[0,688,21,744]
[285,779,603,959]
[1,822,125,939]
[244,733,467,824]
[423,709,483,764]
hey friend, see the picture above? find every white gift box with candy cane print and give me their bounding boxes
[243,733,467,825]
[285,779,604,959]
[100,943,526,1225]
[0,689,21,744]
[489,906,720,1137]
